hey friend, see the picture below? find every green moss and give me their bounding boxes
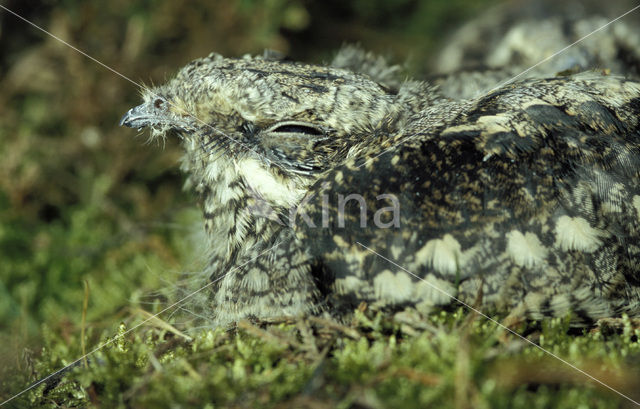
[14,311,638,408]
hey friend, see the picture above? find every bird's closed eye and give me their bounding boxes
[267,122,324,136]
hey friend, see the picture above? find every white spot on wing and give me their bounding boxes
[506,230,548,267]
[334,276,366,295]
[413,274,456,305]
[373,270,413,303]
[414,234,461,275]
[554,215,603,253]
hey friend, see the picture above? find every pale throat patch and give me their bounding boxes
[235,158,305,208]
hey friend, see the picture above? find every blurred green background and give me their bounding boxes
[0,0,502,392]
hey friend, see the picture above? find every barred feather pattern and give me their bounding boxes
[121,16,640,325]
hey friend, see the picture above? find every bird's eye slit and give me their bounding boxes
[154,98,164,109]
[269,123,323,136]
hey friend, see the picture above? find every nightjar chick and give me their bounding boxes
[121,49,640,326]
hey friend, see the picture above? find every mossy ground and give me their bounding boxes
[11,310,640,408]
[2,1,640,408]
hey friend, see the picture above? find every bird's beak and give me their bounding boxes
[119,103,151,128]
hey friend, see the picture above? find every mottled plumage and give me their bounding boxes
[121,30,640,326]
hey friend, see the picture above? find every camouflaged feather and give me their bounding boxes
[121,28,640,326]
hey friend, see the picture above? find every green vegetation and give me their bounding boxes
[12,312,640,408]
[2,1,640,407]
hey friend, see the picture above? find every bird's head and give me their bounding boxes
[120,52,428,213]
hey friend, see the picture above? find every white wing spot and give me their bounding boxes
[414,234,461,276]
[334,276,367,295]
[413,274,456,305]
[554,215,603,253]
[506,230,548,267]
[373,270,413,303]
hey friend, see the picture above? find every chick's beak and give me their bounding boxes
[119,103,151,128]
